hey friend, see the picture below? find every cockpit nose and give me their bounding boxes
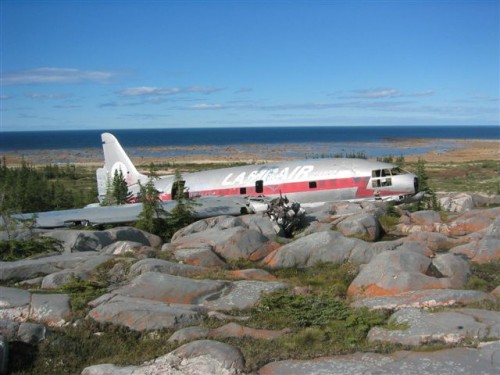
[414,177,419,193]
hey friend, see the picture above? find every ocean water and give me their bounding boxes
[0,126,498,152]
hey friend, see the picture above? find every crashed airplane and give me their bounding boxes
[10,133,421,229]
[97,132,420,206]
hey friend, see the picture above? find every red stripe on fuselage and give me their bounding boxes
[157,175,399,201]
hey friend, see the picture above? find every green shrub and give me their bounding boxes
[0,237,62,261]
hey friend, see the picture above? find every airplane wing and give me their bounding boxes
[11,196,255,229]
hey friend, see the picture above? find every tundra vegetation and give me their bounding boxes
[0,155,499,374]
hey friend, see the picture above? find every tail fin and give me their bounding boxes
[98,133,147,199]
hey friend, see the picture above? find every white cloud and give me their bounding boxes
[0,95,12,100]
[339,88,434,99]
[25,93,70,99]
[117,86,222,96]
[1,67,119,85]
[191,103,224,110]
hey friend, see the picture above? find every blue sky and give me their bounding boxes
[1,0,498,131]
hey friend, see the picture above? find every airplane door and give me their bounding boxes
[255,180,264,194]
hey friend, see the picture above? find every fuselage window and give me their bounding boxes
[309,181,317,189]
[382,169,391,177]
[255,180,264,194]
[372,170,381,178]
[381,178,392,187]
[240,187,247,195]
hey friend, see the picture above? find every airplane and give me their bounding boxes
[6,133,420,230]
[97,133,420,208]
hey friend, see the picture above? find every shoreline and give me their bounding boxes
[1,138,498,166]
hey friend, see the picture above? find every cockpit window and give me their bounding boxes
[390,167,406,175]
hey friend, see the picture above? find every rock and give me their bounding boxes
[261,230,367,269]
[0,252,104,282]
[169,340,245,373]
[173,245,227,268]
[30,294,72,327]
[450,216,500,263]
[81,364,137,375]
[168,326,210,343]
[336,213,381,241]
[101,241,144,255]
[83,340,245,375]
[431,253,470,288]
[41,269,91,289]
[172,216,246,241]
[351,289,494,310]
[404,232,459,252]
[105,227,162,248]
[203,280,287,311]
[172,226,270,261]
[211,228,271,261]
[241,214,281,239]
[87,295,204,331]
[440,193,475,212]
[43,230,113,253]
[113,272,229,304]
[227,268,277,281]
[40,254,111,289]
[410,210,442,226]
[129,258,208,278]
[17,322,46,344]
[367,308,491,346]
[0,320,19,339]
[0,287,31,321]
[492,285,500,297]
[212,322,287,340]
[258,340,500,375]
[347,249,471,299]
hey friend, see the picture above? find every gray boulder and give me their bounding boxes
[173,246,227,268]
[351,289,494,310]
[0,320,20,339]
[172,216,246,241]
[261,230,367,269]
[43,230,113,253]
[336,213,382,241]
[258,340,500,375]
[347,248,470,299]
[0,287,31,321]
[105,226,162,248]
[203,280,288,311]
[30,293,72,327]
[367,307,496,346]
[82,339,244,375]
[450,216,500,263]
[87,295,204,331]
[112,272,229,304]
[168,326,211,343]
[101,241,144,255]
[0,252,106,282]
[129,258,208,277]
[17,322,46,344]
[440,193,475,212]
[410,210,442,225]
[172,226,270,261]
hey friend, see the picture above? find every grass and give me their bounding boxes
[271,262,359,298]
[465,260,500,293]
[8,320,176,375]
[406,159,500,195]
